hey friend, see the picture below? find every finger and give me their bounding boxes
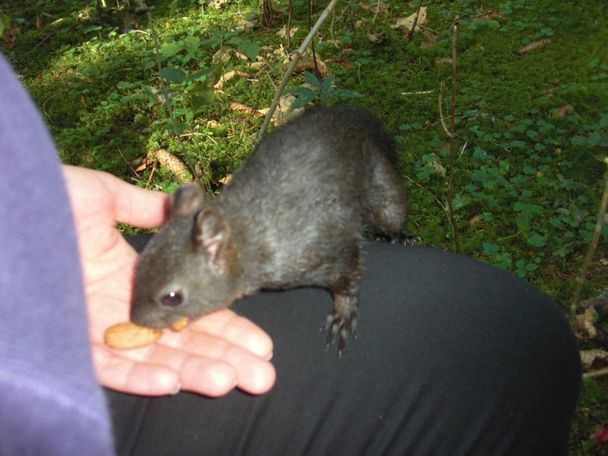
[149,347,239,397]
[95,343,241,397]
[63,164,169,229]
[93,344,180,396]
[157,331,276,395]
[189,309,274,360]
[100,172,169,228]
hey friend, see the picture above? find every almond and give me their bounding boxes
[104,322,162,350]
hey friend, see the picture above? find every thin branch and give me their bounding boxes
[404,175,448,213]
[371,0,382,26]
[402,90,433,96]
[256,0,339,143]
[406,2,423,44]
[446,19,461,252]
[309,0,320,76]
[570,159,608,323]
[287,0,293,48]
[583,367,608,379]
[459,140,468,158]
[330,6,336,42]
[266,69,278,91]
[438,82,452,138]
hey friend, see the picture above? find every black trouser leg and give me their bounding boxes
[107,241,581,456]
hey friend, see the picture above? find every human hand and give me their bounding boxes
[62,165,275,397]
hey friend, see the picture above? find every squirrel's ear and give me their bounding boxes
[192,206,231,275]
[171,183,204,217]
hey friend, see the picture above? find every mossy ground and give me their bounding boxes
[2,0,607,453]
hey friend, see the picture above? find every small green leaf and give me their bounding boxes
[527,232,546,247]
[228,37,260,61]
[472,147,489,161]
[570,136,586,146]
[185,69,208,83]
[482,242,500,255]
[159,67,188,84]
[160,42,183,59]
[320,75,335,90]
[0,12,10,36]
[290,87,317,108]
[303,71,321,88]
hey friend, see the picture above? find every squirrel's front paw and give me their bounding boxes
[374,232,419,246]
[322,295,358,357]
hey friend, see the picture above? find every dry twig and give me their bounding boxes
[257,0,339,143]
[406,2,423,44]
[438,82,452,139]
[584,367,608,379]
[446,20,461,252]
[570,159,608,323]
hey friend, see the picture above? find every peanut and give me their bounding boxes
[104,322,162,350]
[169,316,190,332]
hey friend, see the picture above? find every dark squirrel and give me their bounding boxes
[131,105,409,354]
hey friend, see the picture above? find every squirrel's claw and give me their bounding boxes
[322,300,357,357]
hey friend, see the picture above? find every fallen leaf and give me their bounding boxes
[232,50,250,61]
[230,102,265,117]
[580,349,608,370]
[1,19,19,49]
[271,44,290,64]
[393,6,427,33]
[218,174,233,185]
[474,9,504,20]
[358,2,389,14]
[248,61,266,71]
[551,103,574,119]
[435,57,452,66]
[277,26,298,39]
[134,162,147,172]
[367,32,387,44]
[235,19,256,31]
[516,38,552,55]
[577,305,599,338]
[212,48,232,64]
[294,57,329,78]
[469,215,482,226]
[420,29,438,48]
[213,70,249,90]
[208,0,230,10]
[259,94,304,126]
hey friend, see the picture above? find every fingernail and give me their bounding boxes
[266,352,274,361]
[171,382,181,395]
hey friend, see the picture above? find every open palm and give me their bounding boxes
[62,166,275,397]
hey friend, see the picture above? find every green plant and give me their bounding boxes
[288,71,362,108]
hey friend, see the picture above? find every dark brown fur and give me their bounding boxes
[131,105,409,354]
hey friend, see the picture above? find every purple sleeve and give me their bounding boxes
[0,55,114,455]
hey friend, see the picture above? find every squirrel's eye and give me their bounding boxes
[161,291,183,306]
